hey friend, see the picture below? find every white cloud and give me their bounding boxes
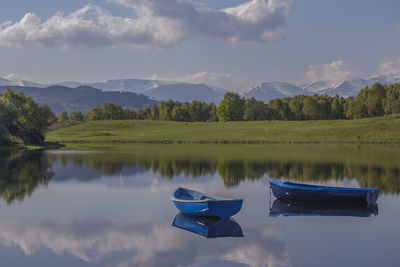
[0,0,292,49]
[305,60,356,82]
[2,73,33,81]
[379,57,400,76]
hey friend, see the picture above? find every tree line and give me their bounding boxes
[58,82,400,123]
[0,89,56,146]
[58,100,219,122]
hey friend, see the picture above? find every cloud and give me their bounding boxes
[305,60,356,82]
[152,71,253,92]
[2,73,33,81]
[379,57,400,76]
[0,0,292,49]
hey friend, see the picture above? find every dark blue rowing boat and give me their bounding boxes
[269,180,378,204]
[172,212,243,238]
[269,199,378,217]
[170,187,243,219]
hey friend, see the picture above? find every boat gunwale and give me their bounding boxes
[170,187,243,203]
[269,180,378,193]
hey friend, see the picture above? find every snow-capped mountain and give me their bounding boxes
[244,82,309,103]
[87,79,161,94]
[0,77,41,87]
[84,79,226,103]
[302,75,400,97]
[0,77,226,104]
[1,73,400,104]
[302,80,344,93]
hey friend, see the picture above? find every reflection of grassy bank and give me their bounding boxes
[0,142,64,152]
[46,115,400,144]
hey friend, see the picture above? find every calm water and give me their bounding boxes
[0,144,399,267]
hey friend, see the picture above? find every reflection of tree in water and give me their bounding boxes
[3,149,400,200]
[53,152,400,194]
[0,151,54,204]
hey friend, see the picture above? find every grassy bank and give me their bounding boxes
[45,114,400,144]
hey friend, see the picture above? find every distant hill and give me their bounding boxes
[1,74,400,104]
[244,82,309,103]
[145,83,225,103]
[44,79,225,104]
[0,85,158,114]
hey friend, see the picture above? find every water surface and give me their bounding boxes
[0,144,399,266]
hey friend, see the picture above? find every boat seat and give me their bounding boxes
[200,196,215,201]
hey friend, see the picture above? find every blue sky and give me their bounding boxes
[0,0,399,90]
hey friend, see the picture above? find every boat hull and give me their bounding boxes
[269,180,378,204]
[172,199,243,219]
[171,187,243,219]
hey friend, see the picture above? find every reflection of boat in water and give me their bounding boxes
[172,212,244,238]
[171,187,243,219]
[269,199,379,217]
[269,180,379,205]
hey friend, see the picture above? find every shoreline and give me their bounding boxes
[0,142,64,152]
[50,140,400,145]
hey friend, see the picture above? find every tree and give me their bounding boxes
[171,103,186,121]
[189,101,204,121]
[39,104,57,125]
[208,103,218,121]
[217,92,245,121]
[158,100,175,121]
[102,102,124,120]
[58,111,68,122]
[289,95,305,120]
[151,105,159,120]
[384,84,400,114]
[331,96,345,119]
[143,106,152,119]
[268,98,290,120]
[69,111,84,121]
[123,108,136,119]
[2,88,55,144]
[86,106,103,120]
[302,97,321,120]
[0,96,18,144]
[365,83,385,117]
[344,97,368,119]
[243,98,267,121]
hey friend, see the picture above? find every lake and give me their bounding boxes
[0,144,399,267]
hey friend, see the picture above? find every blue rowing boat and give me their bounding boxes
[269,199,378,217]
[170,187,243,219]
[172,212,243,238]
[269,180,378,204]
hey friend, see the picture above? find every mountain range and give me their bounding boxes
[0,78,226,104]
[0,85,158,114]
[1,74,400,112]
[243,74,400,103]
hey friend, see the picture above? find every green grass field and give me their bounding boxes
[45,114,400,144]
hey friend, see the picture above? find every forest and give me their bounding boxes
[57,82,400,123]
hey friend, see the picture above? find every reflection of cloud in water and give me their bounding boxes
[0,219,290,266]
[223,244,291,267]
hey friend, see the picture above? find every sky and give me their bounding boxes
[0,0,399,91]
